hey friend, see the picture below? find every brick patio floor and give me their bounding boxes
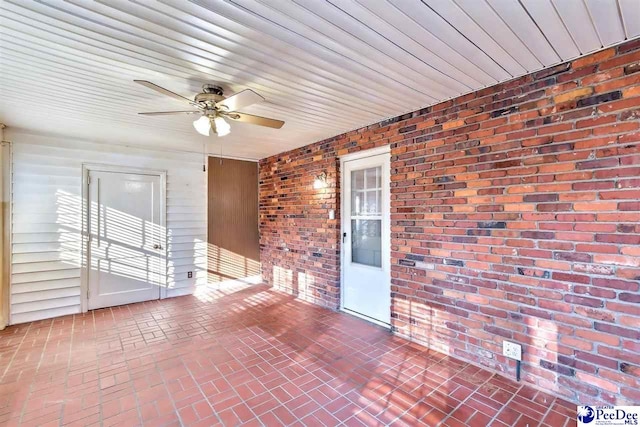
[0,284,574,426]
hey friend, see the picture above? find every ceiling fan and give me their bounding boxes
[134,80,285,137]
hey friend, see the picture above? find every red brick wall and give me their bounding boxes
[259,40,640,405]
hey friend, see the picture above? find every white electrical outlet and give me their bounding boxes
[503,341,522,361]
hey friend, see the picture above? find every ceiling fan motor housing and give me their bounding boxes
[202,84,224,95]
[195,85,225,105]
[195,94,225,105]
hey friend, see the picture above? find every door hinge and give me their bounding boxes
[87,175,91,185]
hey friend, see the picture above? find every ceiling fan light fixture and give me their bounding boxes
[193,115,211,136]
[214,116,231,137]
[136,80,284,136]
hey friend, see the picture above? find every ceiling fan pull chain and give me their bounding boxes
[202,142,206,172]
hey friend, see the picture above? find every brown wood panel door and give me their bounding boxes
[208,157,260,283]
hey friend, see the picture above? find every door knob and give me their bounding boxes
[154,244,163,250]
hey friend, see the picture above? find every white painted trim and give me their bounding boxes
[207,154,259,163]
[339,147,392,326]
[339,145,390,162]
[1,140,11,327]
[82,163,168,177]
[80,163,168,312]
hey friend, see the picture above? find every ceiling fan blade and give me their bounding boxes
[216,89,264,111]
[138,111,201,115]
[225,112,285,129]
[134,80,199,106]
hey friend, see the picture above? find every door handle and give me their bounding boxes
[343,232,347,243]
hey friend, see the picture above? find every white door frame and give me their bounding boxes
[339,146,391,327]
[81,163,167,313]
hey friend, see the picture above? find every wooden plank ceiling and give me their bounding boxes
[0,0,637,159]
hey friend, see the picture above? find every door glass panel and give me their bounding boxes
[351,166,382,216]
[365,191,379,214]
[352,191,362,215]
[365,167,380,188]
[353,169,364,191]
[351,219,382,267]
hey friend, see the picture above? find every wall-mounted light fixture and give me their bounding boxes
[313,171,328,189]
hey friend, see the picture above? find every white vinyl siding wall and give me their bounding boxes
[8,132,207,324]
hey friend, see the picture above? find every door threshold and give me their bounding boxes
[341,307,390,329]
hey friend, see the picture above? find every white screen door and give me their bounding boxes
[87,170,164,310]
[342,152,391,325]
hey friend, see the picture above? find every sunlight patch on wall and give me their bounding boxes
[207,243,260,285]
[297,271,315,301]
[272,265,294,293]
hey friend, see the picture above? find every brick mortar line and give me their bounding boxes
[175,308,337,424]
[0,322,32,424]
[272,80,639,149]
[340,338,486,425]
[373,353,488,425]
[358,344,498,425]
[222,327,322,424]
[230,318,420,424]
[393,142,640,165]
[483,381,525,427]
[260,125,640,167]
[181,352,225,425]
[391,330,584,407]
[60,313,78,426]
[389,264,630,280]
[126,306,199,426]
[19,319,54,424]
[538,394,560,427]
[262,145,639,178]
[0,322,32,381]
[436,373,497,427]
